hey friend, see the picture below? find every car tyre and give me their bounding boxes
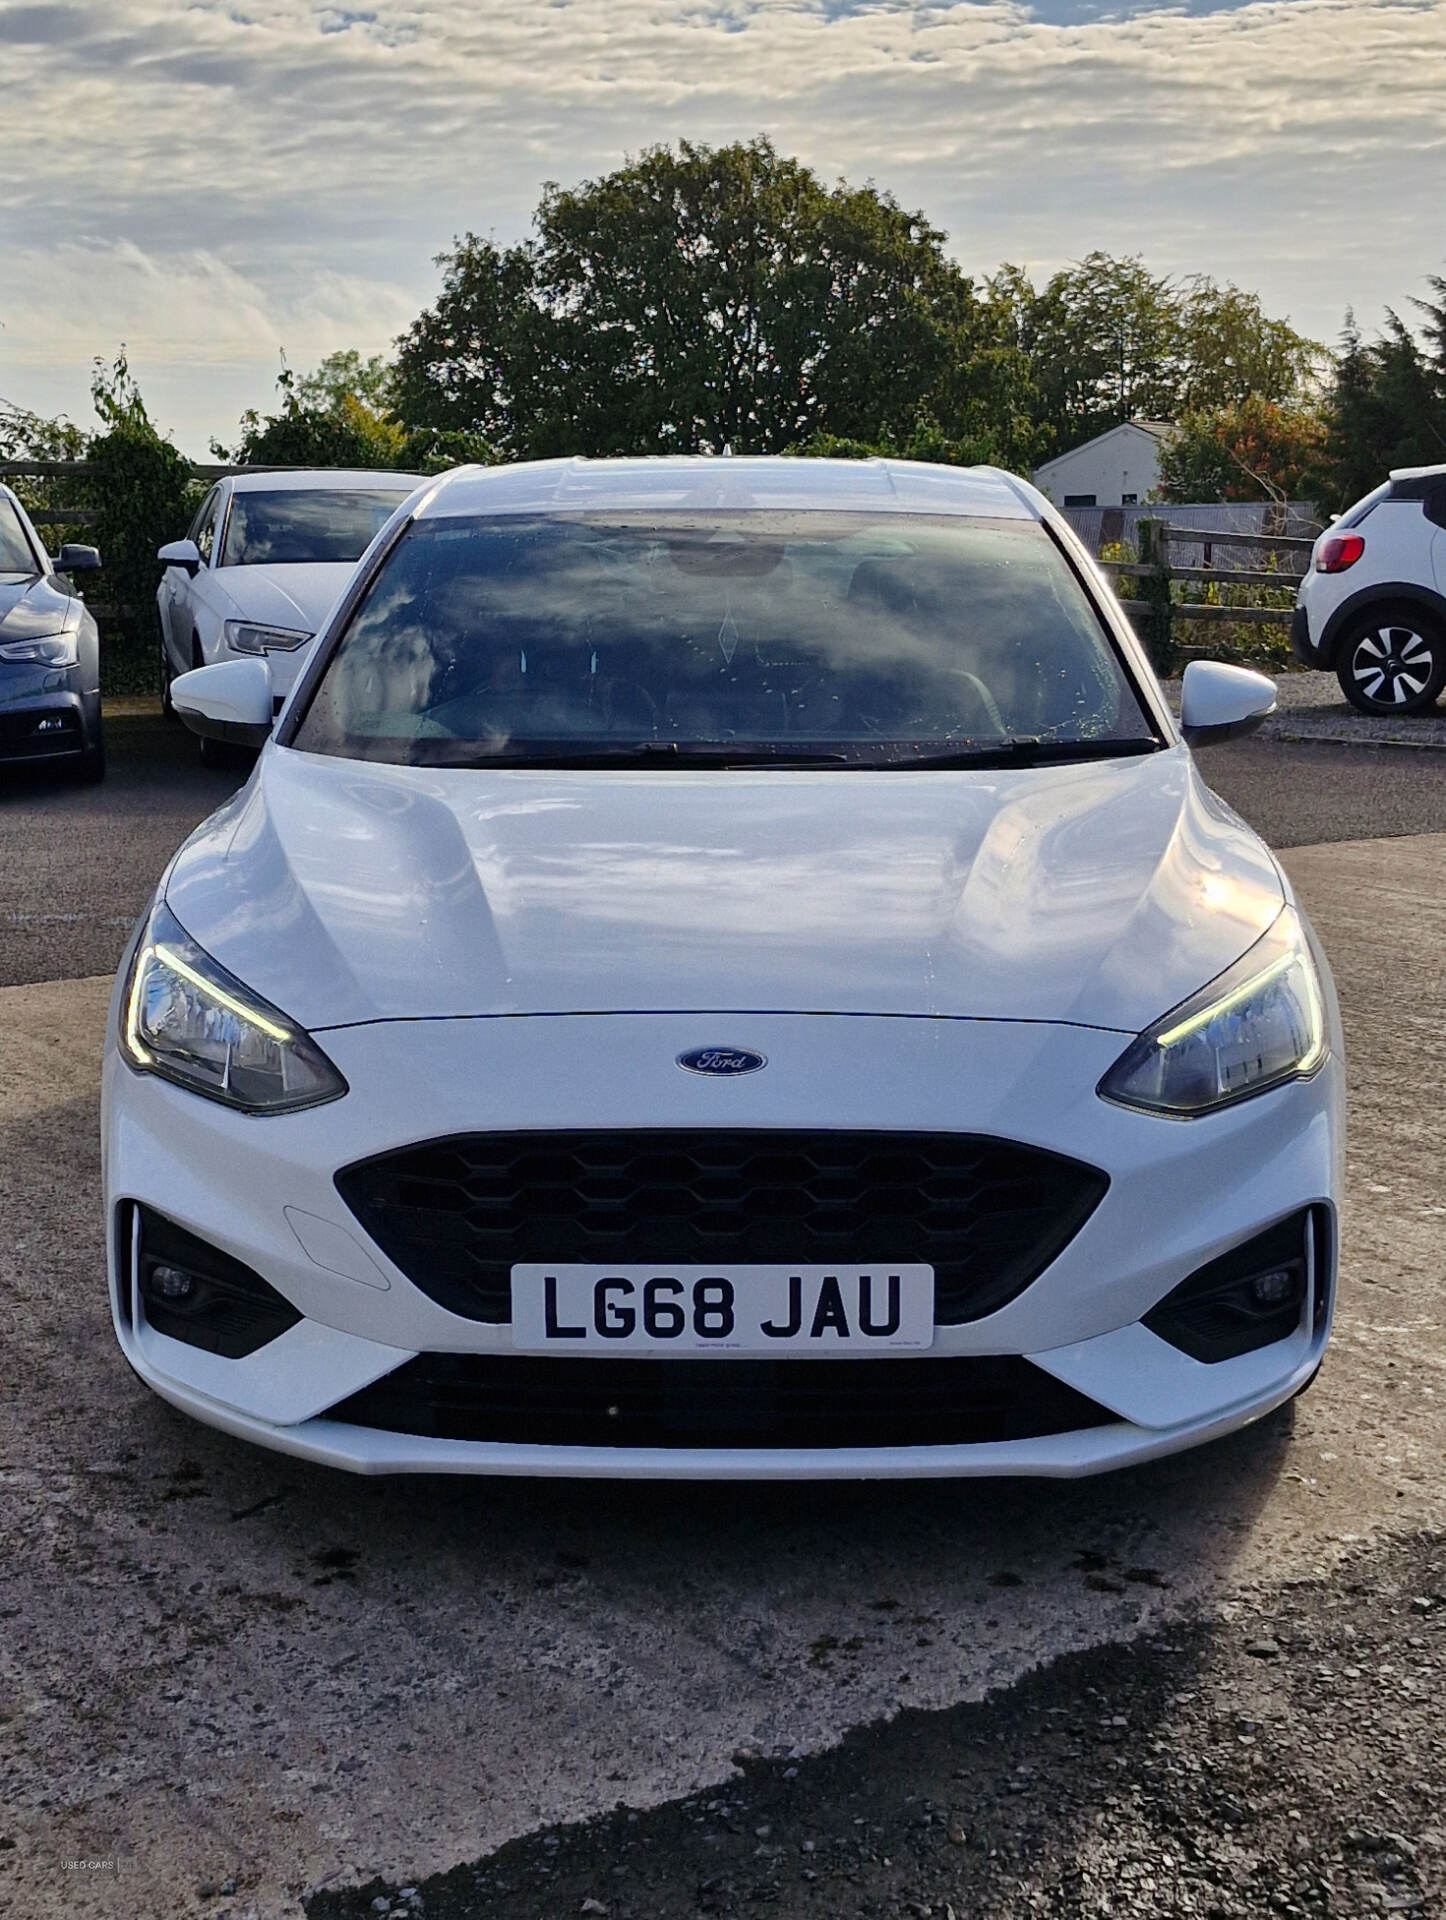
[1335,603,1446,714]
[159,630,177,720]
[72,724,105,785]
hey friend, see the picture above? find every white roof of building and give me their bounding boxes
[1032,419,1174,477]
[414,455,1038,521]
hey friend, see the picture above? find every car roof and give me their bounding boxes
[1386,463,1446,503]
[225,469,429,494]
[411,456,1040,522]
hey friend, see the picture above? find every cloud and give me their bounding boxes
[1,0,1442,450]
[0,240,417,449]
[0,240,415,367]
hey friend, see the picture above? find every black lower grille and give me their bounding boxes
[0,709,82,758]
[335,1130,1108,1326]
[326,1353,1118,1450]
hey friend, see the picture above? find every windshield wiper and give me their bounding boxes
[443,743,854,769]
[892,737,1163,769]
[425,737,1161,771]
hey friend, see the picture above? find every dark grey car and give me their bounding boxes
[0,484,104,782]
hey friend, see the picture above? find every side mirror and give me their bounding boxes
[1178,660,1276,747]
[171,659,273,749]
[158,538,202,576]
[54,543,102,573]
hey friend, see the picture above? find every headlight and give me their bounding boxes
[0,634,78,667]
[1098,908,1326,1117]
[223,620,312,654]
[121,900,347,1114]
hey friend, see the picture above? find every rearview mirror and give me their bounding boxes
[1178,660,1276,747]
[54,543,102,572]
[171,659,273,749]
[158,538,202,575]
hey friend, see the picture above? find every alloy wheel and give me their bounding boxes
[1340,617,1444,714]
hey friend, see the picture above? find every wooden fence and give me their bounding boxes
[1100,518,1313,672]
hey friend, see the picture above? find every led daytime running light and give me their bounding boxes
[149,942,291,1042]
[1154,953,1295,1049]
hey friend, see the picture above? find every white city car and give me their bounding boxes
[106,457,1344,1480]
[1292,463,1446,712]
[156,468,426,754]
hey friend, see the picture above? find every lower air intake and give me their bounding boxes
[325,1353,1118,1451]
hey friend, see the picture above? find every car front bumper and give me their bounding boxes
[103,1009,1344,1479]
[0,673,98,764]
[1289,602,1319,667]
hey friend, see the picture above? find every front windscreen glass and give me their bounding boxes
[0,499,38,577]
[290,511,1156,767]
[221,489,413,567]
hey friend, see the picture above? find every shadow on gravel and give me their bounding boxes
[305,1525,1446,1920]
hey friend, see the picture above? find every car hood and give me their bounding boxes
[0,572,74,642]
[214,562,355,636]
[163,745,1285,1034]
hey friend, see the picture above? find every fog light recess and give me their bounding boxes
[126,1203,302,1359]
[1144,1208,1326,1364]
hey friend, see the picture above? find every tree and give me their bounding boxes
[392,138,1025,464]
[213,361,410,468]
[0,400,90,536]
[390,237,539,449]
[81,351,199,644]
[391,147,1320,476]
[218,356,498,473]
[1320,286,1446,509]
[1157,395,1327,503]
[293,349,395,414]
[1022,254,1183,449]
[1173,280,1324,414]
[0,399,87,464]
[1014,254,1320,458]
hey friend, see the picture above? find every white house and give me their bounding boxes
[1030,420,1173,508]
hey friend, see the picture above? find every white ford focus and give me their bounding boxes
[104,457,1343,1480]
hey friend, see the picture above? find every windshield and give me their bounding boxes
[0,499,39,577]
[221,488,413,567]
[290,511,1156,768]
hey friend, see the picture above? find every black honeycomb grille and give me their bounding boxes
[334,1130,1108,1326]
[326,1353,1118,1451]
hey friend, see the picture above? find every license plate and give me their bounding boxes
[511,1265,935,1353]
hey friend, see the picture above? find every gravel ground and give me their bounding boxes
[311,1528,1446,1920]
[0,706,233,988]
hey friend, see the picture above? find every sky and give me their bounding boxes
[1,0,1443,457]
